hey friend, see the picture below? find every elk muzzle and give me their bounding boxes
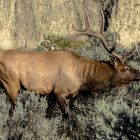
[134,71,140,81]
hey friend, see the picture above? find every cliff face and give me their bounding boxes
[0,0,140,49]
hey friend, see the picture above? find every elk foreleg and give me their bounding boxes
[2,80,20,116]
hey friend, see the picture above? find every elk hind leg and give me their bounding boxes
[57,94,70,119]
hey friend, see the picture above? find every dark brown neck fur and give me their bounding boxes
[80,60,117,91]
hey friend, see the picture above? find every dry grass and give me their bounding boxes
[110,0,140,47]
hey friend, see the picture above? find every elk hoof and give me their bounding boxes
[63,111,70,120]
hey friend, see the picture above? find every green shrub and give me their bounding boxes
[44,35,86,49]
[0,37,140,139]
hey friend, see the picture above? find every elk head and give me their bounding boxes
[72,0,140,86]
[109,54,140,86]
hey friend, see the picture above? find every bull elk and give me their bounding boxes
[0,0,140,119]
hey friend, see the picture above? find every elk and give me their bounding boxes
[0,0,140,119]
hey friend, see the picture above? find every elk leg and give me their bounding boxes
[9,102,15,117]
[57,95,70,119]
[2,81,20,116]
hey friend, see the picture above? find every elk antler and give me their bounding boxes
[122,47,136,63]
[72,0,136,63]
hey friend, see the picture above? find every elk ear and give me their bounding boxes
[110,56,120,67]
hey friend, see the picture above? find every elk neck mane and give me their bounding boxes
[78,57,117,91]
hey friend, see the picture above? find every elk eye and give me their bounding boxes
[125,67,130,71]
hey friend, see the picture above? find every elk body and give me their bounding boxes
[0,0,140,119]
[0,49,140,118]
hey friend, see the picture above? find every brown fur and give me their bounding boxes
[0,49,140,118]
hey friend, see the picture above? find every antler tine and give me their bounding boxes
[100,8,105,34]
[83,0,91,31]
[122,47,136,63]
[72,23,86,34]
[72,0,90,36]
